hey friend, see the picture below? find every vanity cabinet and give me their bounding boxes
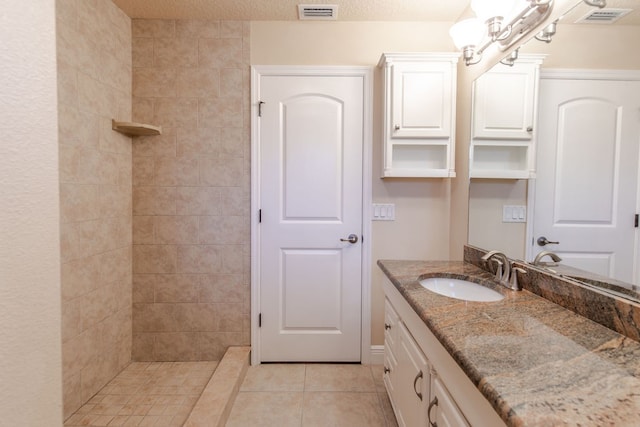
[470,54,545,179]
[383,277,506,427]
[378,53,460,178]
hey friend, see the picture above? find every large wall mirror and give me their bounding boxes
[467,0,640,301]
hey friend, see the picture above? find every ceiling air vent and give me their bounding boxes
[298,4,338,20]
[575,8,632,24]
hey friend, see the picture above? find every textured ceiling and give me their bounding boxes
[111,0,639,25]
[110,0,471,21]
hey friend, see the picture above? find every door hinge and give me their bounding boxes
[258,101,265,117]
[635,214,638,228]
[258,313,262,327]
[259,209,262,223]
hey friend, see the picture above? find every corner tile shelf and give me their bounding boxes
[111,120,162,137]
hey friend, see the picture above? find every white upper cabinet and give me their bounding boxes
[472,61,539,140]
[470,54,546,179]
[379,53,460,178]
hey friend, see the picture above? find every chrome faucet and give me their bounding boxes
[481,250,511,286]
[532,251,562,267]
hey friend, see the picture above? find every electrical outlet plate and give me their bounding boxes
[373,203,395,221]
[503,205,526,223]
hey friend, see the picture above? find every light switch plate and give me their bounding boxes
[503,205,526,223]
[372,203,395,221]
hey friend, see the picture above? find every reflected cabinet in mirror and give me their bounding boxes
[467,0,640,302]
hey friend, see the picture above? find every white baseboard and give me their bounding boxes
[369,345,384,365]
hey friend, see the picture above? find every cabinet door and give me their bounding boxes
[383,299,400,410]
[429,376,470,427]
[393,322,430,427]
[473,62,536,140]
[391,62,452,139]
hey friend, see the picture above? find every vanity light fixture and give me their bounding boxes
[583,0,606,8]
[534,21,557,43]
[500,48,520,66]
[450,0,554,66]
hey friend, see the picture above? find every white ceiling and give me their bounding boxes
[110,0,471,21]
[111,0,639,25]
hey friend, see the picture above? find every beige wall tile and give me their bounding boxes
[221,244,245,274]
[57,59,78,107]
[133,127,177,157]
[220,21,243,39]
[97,184,131,218]
[154,155,199,186]
[133,156,155,186]
[60,183,99,223]
[133,68,177,98]
[132,332,155,361]
[198,274,244,303]
[220,187,246,216]
[198,38,243,68]
[220,68,242,98]
[133,216,155,244]
[177,68,220,98]
[58,104,100,149]
[132,97,155,124]
[198,332,243,360]
[198,216,245,245]
[177,127,220,156]
[133,245,178,274]
[133,274,156,303]
[177,245,221,274]
[154,98,198,128]
[155,37,198,68]
[133,186,177,215]
[219,126,245,158]
[199,157,243,187]
[154,333,199,361]
[199,97,243,128]
[176,20,220,39]
[216,303,243,332]
[133,38,154,68]
[63,371,83,419]
[176,187,221,216]
[133,19,176,38]
[62,298,83,343]
[155,216,199,245]
[155,274,200,303]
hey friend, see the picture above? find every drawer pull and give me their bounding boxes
[384,323,391,330]
[384,366,390,374]
[413,370,423,401]
[428,396,438,427]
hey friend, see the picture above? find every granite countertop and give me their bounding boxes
[378,259,640,427]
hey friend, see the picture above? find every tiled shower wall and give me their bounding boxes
[130,20,251,361]
[57,0,133,419]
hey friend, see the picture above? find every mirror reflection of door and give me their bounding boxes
[533,75,640,285]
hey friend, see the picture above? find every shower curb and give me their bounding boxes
[184,346,250,427]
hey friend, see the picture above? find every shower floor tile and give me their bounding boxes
[64,361,217,427]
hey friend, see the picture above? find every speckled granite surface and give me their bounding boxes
[378,259,640,427]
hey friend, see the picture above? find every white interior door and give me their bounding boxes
[256,70,365,362]
[533,78,640,282]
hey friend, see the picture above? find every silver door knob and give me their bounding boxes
[537,236,559,246]
[340,234,358,244]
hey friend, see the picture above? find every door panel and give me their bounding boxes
[258,73,364,362]
[534,79,640,281]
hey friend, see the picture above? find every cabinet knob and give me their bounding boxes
[526,126,533,132]
[384,323,391,330]
[394,124,400,131]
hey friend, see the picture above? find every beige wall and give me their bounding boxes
[57,0,133,418]
[0,0,62,424]
[131,20,251,361]
[251,21,457,346]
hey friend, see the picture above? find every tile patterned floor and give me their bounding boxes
[64,361,217,427]
[226,364,398,427]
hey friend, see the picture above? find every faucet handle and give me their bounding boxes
[490,259,504,281]
[509,267,527,290]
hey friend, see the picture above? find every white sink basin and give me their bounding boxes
[419,277,504,302]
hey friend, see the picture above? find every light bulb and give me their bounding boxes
[449,18,485,50]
